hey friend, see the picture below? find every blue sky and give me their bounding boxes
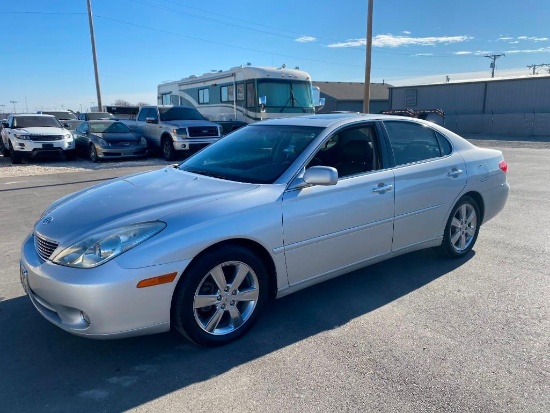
[1,0,549,113]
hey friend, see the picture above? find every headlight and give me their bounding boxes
[97,137,109,147]
[14,133,31,140]
[65,133,73,140]
[52,222,166,268]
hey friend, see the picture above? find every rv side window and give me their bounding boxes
[198,88,210,104]
[236,84,245,101]
[221,85,234,102]
[246,82,255,108]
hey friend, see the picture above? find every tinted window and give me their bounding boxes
[246,82,255,108]
[138,108,153,121]
[308,125,378,178]
[384,121,443,166]
[12,116,61,128]
[180,125,323,184]
[436,132,452,155]
[221,85,234,102]
[159,107,204,121]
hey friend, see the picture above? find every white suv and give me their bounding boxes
[1,114,75,164]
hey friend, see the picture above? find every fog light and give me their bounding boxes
[181,143,188,149]
[80,311,91,326]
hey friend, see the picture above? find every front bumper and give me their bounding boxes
[12,139,74,154]
[173,137,220,151]
[96,145,147,159]
[20,233,191,339]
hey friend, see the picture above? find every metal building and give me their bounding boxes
[312,81,390,114]
[389,75,550,136]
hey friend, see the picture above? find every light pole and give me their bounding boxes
[0,104,5,117]
[87,0,103,111]
[10,100,17,113]
[363,0,374,113]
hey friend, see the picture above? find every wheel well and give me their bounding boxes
[186,239,278,299]
[161,133,172,143]
[462,191,485,224]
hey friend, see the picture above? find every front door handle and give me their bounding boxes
[448,168,463,178]
[372,183,393,194]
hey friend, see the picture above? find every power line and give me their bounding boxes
[527,63,550,75]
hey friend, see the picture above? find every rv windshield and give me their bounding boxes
[257,80,314,112]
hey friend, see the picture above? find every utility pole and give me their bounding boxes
[87,0,103,111]
[10,100,17,113]
[363,0,374,113]
[0,104,5,117]
[485,54,504,78]
[527,63,550,75]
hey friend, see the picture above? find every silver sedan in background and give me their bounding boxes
[73,120,148,162]
[20,114,509,346]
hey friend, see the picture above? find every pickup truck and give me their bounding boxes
[122,105,223,160]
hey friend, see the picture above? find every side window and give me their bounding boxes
[436,132,452,156]
[221,85,234,102]
[198,88,210,104]
[137,108,149,122]
[236,83,245,101]
[307,125,379,178]
[384,121,442,166]
[246,82,255,108]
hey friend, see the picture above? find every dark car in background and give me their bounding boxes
[78,112,116,121]
[73,120,148,162]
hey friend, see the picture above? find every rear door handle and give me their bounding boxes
[372,183,393,194]
[448,168,463,177]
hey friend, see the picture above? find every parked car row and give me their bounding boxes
[1,105,223,164]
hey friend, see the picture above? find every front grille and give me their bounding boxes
[112,141,139,147]
[28,135,64,142]
[187,126,219,138]
[34,232,59,261]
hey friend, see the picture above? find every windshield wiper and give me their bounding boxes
[279,89,306,113]
[186,168,228,180]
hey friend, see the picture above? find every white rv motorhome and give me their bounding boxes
[158,65,317,133]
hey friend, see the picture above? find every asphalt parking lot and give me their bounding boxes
[0,141,548,412]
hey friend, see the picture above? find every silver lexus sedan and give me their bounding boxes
[20,114,509,346]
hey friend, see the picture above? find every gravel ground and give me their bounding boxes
[1,136,549,178]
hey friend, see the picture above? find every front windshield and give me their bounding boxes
[257,80,314,112]
[159,107,204,121]
[180,124,323,184]
[87,112,115,120]
[44,111,77,120]
[13,116,61,128]
[90,121,130,133]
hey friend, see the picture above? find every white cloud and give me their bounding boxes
[295,36,316,43]
[402,31,411,35]
[505,47,550,54]
[509,41,519,44]
[454,51,473,55]
[501,36,549,42]
[327,34,472,48]
[498,36,513,41]
[413,53,434,56]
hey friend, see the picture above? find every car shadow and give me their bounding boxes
[0,249,473,412]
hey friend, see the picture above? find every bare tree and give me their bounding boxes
[135,101,150,107]
[113,99,132,106]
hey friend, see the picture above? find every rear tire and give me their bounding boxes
[1,139,9,157]
[436,196,480,258]
[64,150,76,161]
[171,245,269,346]
[162,137,176,161]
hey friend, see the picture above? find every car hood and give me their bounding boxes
[16,127,68,134]
[96,132,140,142]
[164,120,218,128]
[34,167,259,246]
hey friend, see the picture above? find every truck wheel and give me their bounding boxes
[162,137,176,161]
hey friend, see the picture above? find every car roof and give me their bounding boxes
[12,113,56,118]
[88,120,118,123]
[253,113,419,128]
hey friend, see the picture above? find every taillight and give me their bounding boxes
[499,160,508,173]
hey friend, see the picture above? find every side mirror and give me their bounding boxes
[316,98,326,113]
[259,96,267,112]
[290,166,338,189]
[1,122,8,128]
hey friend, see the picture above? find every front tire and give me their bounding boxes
[436,196,481,258]
[162,137,176,161]
[1,139,9,157]
[171,245,269,346]
[89,144,99,163]
[9,142,21,164]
